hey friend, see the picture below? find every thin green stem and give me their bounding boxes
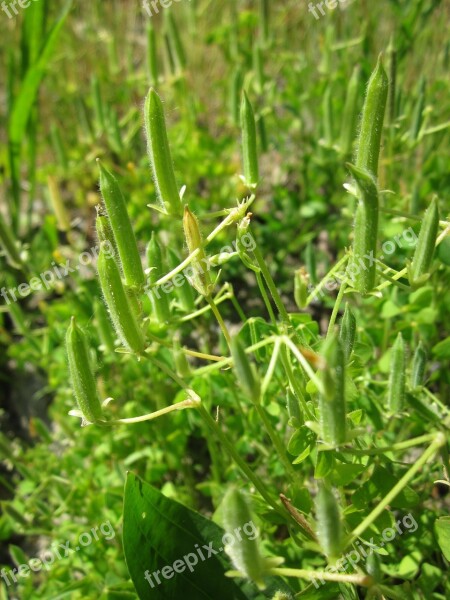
[344,432,446,548]
[326,281,347,338]
[206,294,231,347]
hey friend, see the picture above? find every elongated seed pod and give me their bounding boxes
[167,248,195,311]
[230,336,261,403]
[94,298,115,353]
[183,206,213,296]
[339,65,360,156]
[147,22,158,86]
[165,11,186,72]
[348,163,379,294]
[47,175,70,232]
[96,214,119,259]
[315,482,342,560]
[411,341,426,390]
[144,88,181,216]
[294,268,309,309]
[388,333,406,412]
[319,335,346,446]
[409,197,439,288]
[97,243,145,354]
[146,233,171,323]
[222,488,265,589]
[66,317,102,423]
[339,304,356,362]
[241,91,259,188]
[355,54,388,178]
[0,211,22,269]
[98,161,145,289]
[409,77,426,142]
[387,36,397,126]
[322,85,333,146]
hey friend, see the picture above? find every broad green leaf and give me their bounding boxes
[434,516,450,561]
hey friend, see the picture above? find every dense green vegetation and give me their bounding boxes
[1,1,449,599]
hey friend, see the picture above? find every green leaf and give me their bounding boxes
[123,472,249,599]
[352,466,420,509]
[434,516,450,561]
[432,337,450,359]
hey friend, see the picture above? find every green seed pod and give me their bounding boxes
[409,77,426,142]
[294,268,309,310]
[339,304,356,362]
[66,317,102,424]
[94,298,115,353]
[322,84,333,146]
[229,66,243,126]
[240,91,259,188]
[408,197,439,288]
[0,211,22,269]
[97,161,145,290]
[165,11,186,72]
[222,488,265,589]
[146,233,171,324]
[97,242,145,354]
[318,335,346,446]
[147,21,158,86]
[183,205,214,297]
[355,54,388,179]
[144,88,181,216]
[387,36,397,126]
[167,248,195,311]
[410,341,427,390]
[388,333,406,412]
[339,65,360,156]
[347,163,379,294]
[91,75,105,133]
[96,213,119,259]
[230,336,261,403]
[315,482,342,560]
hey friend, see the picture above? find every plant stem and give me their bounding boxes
[271,567,373,587]
[197,404,283,515]
[206,294,231,347]
[344,432,446,548]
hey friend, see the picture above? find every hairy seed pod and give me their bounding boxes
[241,91,259,188]
[408,197,439,288]
[183,205,213,296]
[97,242,145,354]
[348,163,379,294]
[165,11,186,72]
[315,482,342,560]
[167,248,195,311]
[319,335,346,446]
[66,317,102,423]
[355,54,388,179]
[339,304,356,362]
[294,268,309,309]
[339,65,360,156]
[409,77,426,142]
[0,211,22,269]
[94,298,115,353]
[411,341,427,390]
[230,336,261,403]
[147,21,158,86]
[97,161,145,289]
[144,88,181,216]
[47,175,70,232]
[96,214,119,259]
[388,333,406,412]
[387,36,397,126]
[146,233,171,323]
[222,488,265,589]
